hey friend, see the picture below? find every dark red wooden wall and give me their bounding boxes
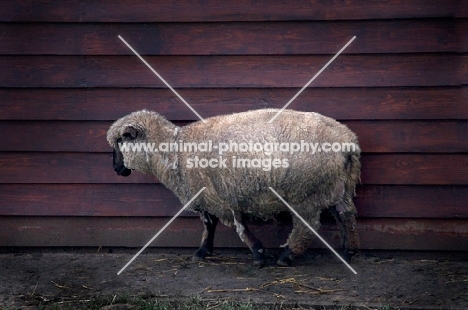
[1,0,467,250]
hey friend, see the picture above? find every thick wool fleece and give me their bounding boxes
[107,108,361,254]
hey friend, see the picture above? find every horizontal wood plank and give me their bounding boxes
[0,184,466,219]
[0,152,158,184]
[0,153,466,185]
[0,184,184,217]
[1,0,465,22]
[361,154,468,185]
[355,185,468,218]
[1,20,466,55]
[1,216,467,251]
[1,55,465,88]
[345,120,468,153]
[1,87,466,121]
[1,120,466,153]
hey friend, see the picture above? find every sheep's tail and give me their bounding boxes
[348,153,361,193]
[343,147,361,210]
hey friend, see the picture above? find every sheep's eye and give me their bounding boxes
[122,127,138,139]
[122,132,134,139]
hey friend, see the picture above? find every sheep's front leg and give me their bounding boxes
[193,211,219,261]
[330,201,360,263]
[232,210,266,267]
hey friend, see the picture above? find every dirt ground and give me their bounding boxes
[0,248,467,309]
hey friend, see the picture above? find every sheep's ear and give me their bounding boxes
[122,126,139,139]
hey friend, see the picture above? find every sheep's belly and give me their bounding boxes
[201,186,334,223]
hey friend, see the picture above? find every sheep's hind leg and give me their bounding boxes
[277,213,320,267]
[232,210,266,267]
[330,201,360,263]
[193,211,219,261]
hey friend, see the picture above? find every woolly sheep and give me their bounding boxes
[107,108,361,267]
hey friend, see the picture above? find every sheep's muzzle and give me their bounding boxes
[113,148,132,177]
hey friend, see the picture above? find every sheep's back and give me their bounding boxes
[177,109,359,218]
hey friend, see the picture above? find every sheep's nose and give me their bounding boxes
[116,167,132,177]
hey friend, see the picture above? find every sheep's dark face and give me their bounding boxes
[113,142,132,177]
[111,126,143,177]
[107,112,153,177]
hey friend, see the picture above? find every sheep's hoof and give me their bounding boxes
[276,258,291,267]
[252,251,266,268]
[192,255,205,262]
[253,259,266,268]
[192,248,210,262]
[277,247,294,267]
[251,243,266,268]
[342,249,358,264]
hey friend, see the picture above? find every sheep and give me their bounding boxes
[107,108,361,267]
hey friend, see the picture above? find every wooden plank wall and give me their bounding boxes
[0,0,467,251]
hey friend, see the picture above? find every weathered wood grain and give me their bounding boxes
[0,184,466,219]
[0,184,185,217]
[0,120,466,153]
[1,55,465,88]
[356,185,468,218]
[2,0,465,22]
[1,87,466,121]
[0,152,157,184]
[345,120,468,153]
[1,216,467,251]
[1,1,466,252]
[0,153,466,185]
[361,154,468,185]
[1,20,465,55]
